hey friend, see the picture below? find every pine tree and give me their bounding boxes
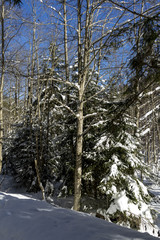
[81,88,156,232]
[92,117,153,231]
[3,121,55,195]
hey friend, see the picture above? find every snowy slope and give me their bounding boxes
[149,184,160,229]
[0,191,159,240]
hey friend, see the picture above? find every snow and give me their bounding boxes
[155,87,160,91]
[106,190,157,236]
[94,135,110,150]
[50,6,56,11]
[2,192,33,200]
[140,128,150,136]
[0,190,159,240]
[142,86,160,97]
[114,6,123,11]
[110,164,118,177]
[140,105,159,121]
[107,190,128,213]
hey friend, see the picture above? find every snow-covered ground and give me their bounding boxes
[149,184,160,229]
[0,175,159,240]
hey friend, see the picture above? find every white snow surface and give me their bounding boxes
[0,191,159,240]
[0,175,159,239]
[107,190,154,234]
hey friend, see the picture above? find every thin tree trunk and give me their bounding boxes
[156,113,160,154]
[150,90,157,165]
[34,156,45,200]
[134,0,144,130]
[32,1,45,200]
[8,79,12,132]
[73,0,83,211]
[14,76,18,120]
[147,132,150,164]
[0,0,5,173]
[63,0,69,104]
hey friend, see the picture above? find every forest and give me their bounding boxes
[0,0,160,234]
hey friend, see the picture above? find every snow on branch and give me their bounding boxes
[53,98,77,118]
[39,0,63,20]
[140,105,160,121]
[140,128,150,137]
[84,112,98,119]
[43,77,79,90]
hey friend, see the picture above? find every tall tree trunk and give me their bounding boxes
[63,0,69,105]
[14,76,20,121]
[73,0,83,211]
[74,0,90,211]
[0,0,5,173]
[150,90,157,165]
[32,1,45,200]
[134,0,144,130]
[8,79,12,132]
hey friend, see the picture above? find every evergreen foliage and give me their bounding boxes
[1,0,160,235]
[129,17,160,91]
[3,123,56,194]
[5,0,22,6]
[83,108,153,230]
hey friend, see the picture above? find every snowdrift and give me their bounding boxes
[0,192,159,240]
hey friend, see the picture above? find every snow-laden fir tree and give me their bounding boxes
[3,120,56,196]
[87,111,156,233]
[2,43,67,197]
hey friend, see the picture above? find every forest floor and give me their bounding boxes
[0,175,160,239]
[149,184,160,228]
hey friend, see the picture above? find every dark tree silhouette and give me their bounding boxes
[6,0,22,6]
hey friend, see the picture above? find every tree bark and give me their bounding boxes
[63,0,69,105]
[150,89,157,165]
[73,0,90,211]
[0,0,5,173]
[73,0,82,211]
[134,0,144,130]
